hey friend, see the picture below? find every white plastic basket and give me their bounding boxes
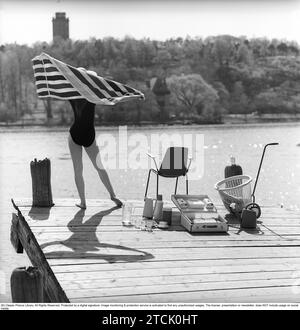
[215,175,252,213]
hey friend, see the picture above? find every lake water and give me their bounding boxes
[1,122,300,208]
[0,122,300,302]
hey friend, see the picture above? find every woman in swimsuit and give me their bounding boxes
[68,98,122,209]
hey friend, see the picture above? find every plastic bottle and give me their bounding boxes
[225,156,243,188]
[142,198,154,219]
[153,194,164,222]
[225,156,243,178]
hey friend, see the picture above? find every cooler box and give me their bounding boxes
[171,194,228,233]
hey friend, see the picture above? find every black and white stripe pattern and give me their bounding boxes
[32,53,144,105]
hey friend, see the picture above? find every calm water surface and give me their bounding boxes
[1,123,300,208]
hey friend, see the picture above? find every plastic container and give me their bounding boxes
[10,267,43,302]
[143,198,154,219]
[162,207,172,226]
[225,156,243,178]
[215,175,252,213]
[153,195,163,222]
[225,156,243,188]
[203,198,214,210]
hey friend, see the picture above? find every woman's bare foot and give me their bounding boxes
[75,202,86,209]
[111,196,123,207]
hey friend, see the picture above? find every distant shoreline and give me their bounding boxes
[1,120,300,133]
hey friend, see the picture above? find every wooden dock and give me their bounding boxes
[10,198,300,303]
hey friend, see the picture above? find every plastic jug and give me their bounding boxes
[225,156,243,178]
[153,195,163,222]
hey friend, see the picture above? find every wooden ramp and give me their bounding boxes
[11,198,300,303]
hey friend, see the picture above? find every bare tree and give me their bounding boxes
[168,73,218,116]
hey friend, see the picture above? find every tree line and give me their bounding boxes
[0,34,300,125]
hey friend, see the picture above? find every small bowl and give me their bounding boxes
[157,221,169,229]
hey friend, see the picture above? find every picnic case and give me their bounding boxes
[171,194,228,233]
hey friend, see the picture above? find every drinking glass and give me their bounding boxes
[122,202,133,226]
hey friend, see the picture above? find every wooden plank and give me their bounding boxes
[14,198,175,208]
[32,236,300,249]
[21,213,300,227]
[39,243,300,255]
[27,224,252,232]
[57,270,299,291]
[51,257,300,274]
[35,237,300,248]
[14,197,298,211]
[261,226,300,236]
[30,231,300,242]
[33,230,300,248]
[44,246,300,266]
[32,233,300,244]
[29,226,300,237]
[16,200,300,219]
[65,278,300,299]
[56,268,299,284]
[10,214,24,253]
[31,225,300,239]
[19,204,300,215]
[10,211,69,303]
[23,216,300,227]
[71,286,300,303]
[19,206,300,221]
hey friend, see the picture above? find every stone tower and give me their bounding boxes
[52,12,69,40]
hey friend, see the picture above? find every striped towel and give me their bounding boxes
[32,52,145,105]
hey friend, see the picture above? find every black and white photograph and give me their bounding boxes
[0,0,300,313]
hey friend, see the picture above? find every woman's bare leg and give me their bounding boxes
[85,140,122,207]
[68,134,86,209]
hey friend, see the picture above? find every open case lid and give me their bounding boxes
[171,194,217,213]
[171,194,227,225]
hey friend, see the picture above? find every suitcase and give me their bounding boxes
[171,194,228,233]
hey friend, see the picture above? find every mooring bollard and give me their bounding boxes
[30,158,54,207]
[10,267,44,302]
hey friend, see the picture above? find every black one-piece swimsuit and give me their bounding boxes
[69,100,96,147]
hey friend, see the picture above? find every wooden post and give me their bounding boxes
[10,267,44,302]
[30,158,54,207]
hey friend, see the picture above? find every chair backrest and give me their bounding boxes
[159,147,188,177]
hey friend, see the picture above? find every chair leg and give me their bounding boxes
[174,177,179,194]
[186,175,189,195]
[144,169,152,200]
[156,173,159,198]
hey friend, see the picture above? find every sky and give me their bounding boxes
[0,0,300,45]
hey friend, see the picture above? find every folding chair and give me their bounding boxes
[144,147,192,199]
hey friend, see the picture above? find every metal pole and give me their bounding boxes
[252,142,279,201]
